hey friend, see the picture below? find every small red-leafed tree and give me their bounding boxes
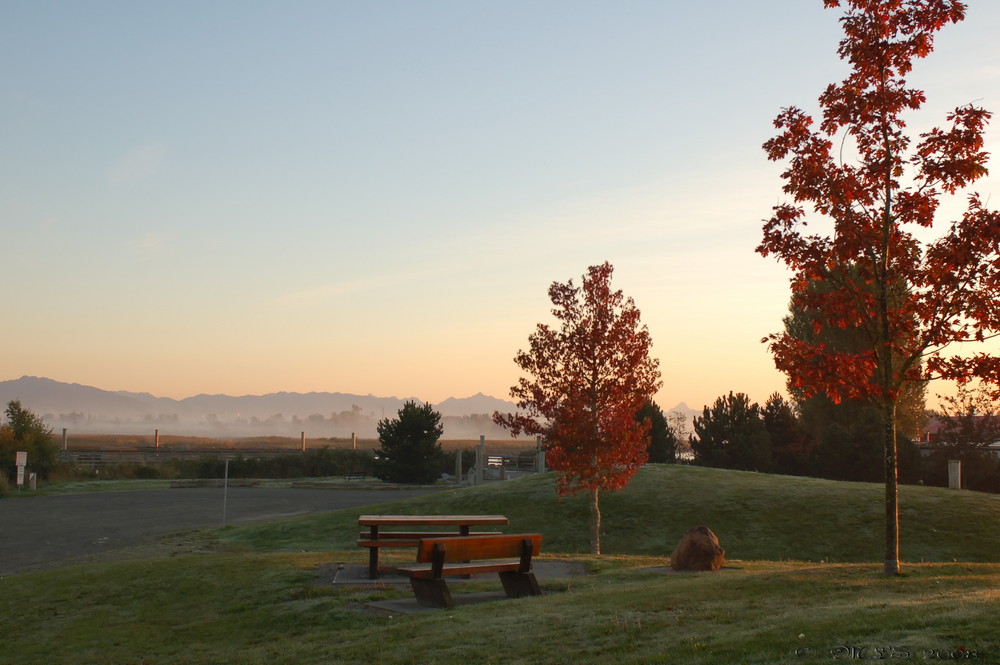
[758,0,1000,576]
[494,262,661,554]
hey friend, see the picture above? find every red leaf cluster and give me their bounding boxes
[759,0,1000,404]
[493,262,662,496]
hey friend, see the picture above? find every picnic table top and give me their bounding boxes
[358,514,509,527]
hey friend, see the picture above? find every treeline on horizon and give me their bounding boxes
[647,387,1000,495]
[4,390,999,494]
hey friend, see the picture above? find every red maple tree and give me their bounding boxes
[494,262,661,554]
[758,0,1000,575]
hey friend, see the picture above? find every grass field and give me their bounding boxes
[2,465,998,665]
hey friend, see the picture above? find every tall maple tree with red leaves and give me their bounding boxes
[494,262,661,554]
[758,0,1000,575]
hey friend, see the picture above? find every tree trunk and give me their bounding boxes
[883,399,900,576]
[590,486,601,555]
[877,98,900,577]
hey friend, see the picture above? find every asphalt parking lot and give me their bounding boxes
[0,487,434,575]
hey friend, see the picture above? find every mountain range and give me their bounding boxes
[0,376,517,418]
[0,376,698,439]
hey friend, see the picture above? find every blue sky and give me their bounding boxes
[3,1,999,410]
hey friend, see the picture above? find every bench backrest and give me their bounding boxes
[415,534,542,564]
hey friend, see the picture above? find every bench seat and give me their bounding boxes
[395,561,523,578]
[396,533,543,608]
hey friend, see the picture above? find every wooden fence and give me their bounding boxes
[57,430,545,473]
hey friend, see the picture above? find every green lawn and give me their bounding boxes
[2,465,998,665]
[219,465,1000,563]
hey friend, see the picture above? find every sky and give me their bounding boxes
[3,1,999,412]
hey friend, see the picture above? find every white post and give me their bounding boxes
[352,432,357,450]
[536,435,546,473]
[301,431,306,452]
[15,451,27,489]
[223,459,230,526]
[62,428,68,451]
[477,435,486,485]
[948,460,962,489]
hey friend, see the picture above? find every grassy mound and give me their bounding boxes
[221,464,1000,563]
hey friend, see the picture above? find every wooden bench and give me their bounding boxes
[396,533,543,608]
[358,514,509,579]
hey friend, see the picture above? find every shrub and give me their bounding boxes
[1,401,59,480]
[373,401,444,484]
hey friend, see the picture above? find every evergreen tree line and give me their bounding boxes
[676,391,1000,494]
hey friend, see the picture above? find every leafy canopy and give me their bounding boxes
[494,262,662,496]
[1,400,57,480]
[758,0,1000,404]
[757,0,1000,575]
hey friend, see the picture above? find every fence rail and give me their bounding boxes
[61,448,310,466]
[56,430,546,477]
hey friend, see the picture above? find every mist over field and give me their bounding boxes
[0,376,699,440]
[0,377,501,438]
[0,376,698,440]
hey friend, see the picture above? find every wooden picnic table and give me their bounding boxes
[357,514,510,579]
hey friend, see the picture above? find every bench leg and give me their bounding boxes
[498,571,541,598]
[410,578,454,609]
[368,547,380,579]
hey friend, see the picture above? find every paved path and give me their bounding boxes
[0,487,433,575]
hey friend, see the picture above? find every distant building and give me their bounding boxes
[917,415,1000,459]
